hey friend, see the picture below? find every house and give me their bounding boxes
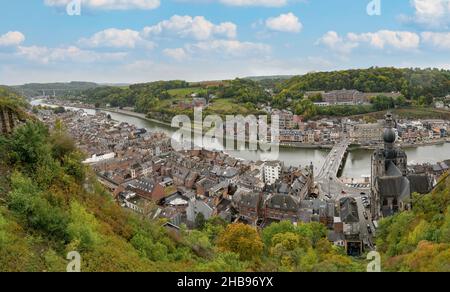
[83,152,115,164]
[196,177,218,197]
[263,193,301,223]
[339,197,360,238]
[119,191,150,214]
[233,192,262,224]
[126,178,166,202]
[264,161,283,185]
[186,198,214,226]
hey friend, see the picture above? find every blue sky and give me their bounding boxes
[0,0,449,85]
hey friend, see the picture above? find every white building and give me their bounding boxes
[83,152,115,164]
[263,161,283,185]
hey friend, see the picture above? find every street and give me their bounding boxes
[315,138,375,250]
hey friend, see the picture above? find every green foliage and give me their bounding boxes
[130,233,169,261]
[376,176,450,271]
[217,223,264,261]
[278,67,450,100]
[81,80,190,111]
[66,201,101,251]
[195,252,249,272]
[371,95,396,111]
[259,221,361,272]
[220,78,270,103]
[12,82,99,98]
[195,212,206,230]
[8,121,49,167]
[7,172,69,240]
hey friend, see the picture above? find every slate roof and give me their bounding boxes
[265,193,300,212]
[408,174,432,194]
[386,161,402,176]
[339,197,359,223]
[377,175,410,201]
[239,192,261,209]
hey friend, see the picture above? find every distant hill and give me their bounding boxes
[245,75,294,81]
[277,67,450,99]
[11,82,100,98]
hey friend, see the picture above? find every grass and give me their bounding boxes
[206,98,257,116]
[167,87,203,98]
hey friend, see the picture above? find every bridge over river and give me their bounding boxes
[315,138,375,249]
[316,139,367,200]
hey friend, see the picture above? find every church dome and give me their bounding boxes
[384,128,396,143]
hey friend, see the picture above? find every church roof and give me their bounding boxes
[377,175,410,201]
[386,161,402,176]
[408,174,432,194]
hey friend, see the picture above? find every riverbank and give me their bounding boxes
[100,107,175,128]
[34,99,450,151]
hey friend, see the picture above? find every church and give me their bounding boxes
[370,113,431,219]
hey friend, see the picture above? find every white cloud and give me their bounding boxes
[187,39,270,57]
[317,31,358,54]
[421,32,450,50]
[347,30,420,50]
[78,28,155,49]
[0,31,25,47]
[318,30,420,54]
[44,0,160,10]
[219,0,288,7]
[163,48,189,61]
[265,13,302,33]
[16,45,127,64]
[406,0,450,28]
[143,15,237,40]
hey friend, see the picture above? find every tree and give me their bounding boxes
[9,121,50,168]
[195,252,248,272]
[295,99,317,119]
[372,95,395,111]
[217,223,263,261]
[66,201,101,251]
[195,212,206,230]
[262,220,297,247]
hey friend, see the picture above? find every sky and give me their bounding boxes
[0,0,449,85]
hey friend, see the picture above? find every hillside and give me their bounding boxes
[0,89,364,272]
[376,174,450,272]
[12,82,100,98]
[277,67,450,99]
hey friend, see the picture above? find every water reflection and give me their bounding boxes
[31,100,450,179]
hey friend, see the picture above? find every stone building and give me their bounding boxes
[371,113,410,219]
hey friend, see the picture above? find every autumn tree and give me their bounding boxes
[217,223,263,261]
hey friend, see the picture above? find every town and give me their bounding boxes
[34,105,450,257]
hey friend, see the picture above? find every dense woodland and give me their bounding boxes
[0,86,449,271]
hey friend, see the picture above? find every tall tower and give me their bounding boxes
[371,113,410,219]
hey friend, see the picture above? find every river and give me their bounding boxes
[32,100,450,179]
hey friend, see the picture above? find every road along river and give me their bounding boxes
[31,100,450,180]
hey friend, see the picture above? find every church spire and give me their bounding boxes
[383,112,396,151]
